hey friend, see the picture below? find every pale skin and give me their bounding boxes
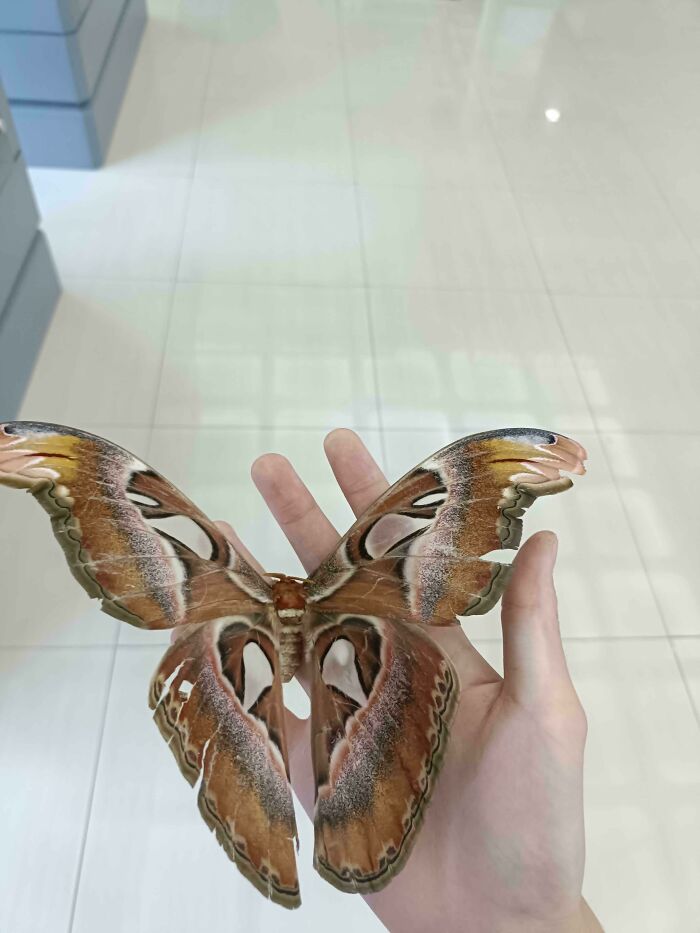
[211,428,604,933]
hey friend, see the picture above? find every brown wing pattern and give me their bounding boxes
[309,612,458,893]
[308,428,586,625]
[0,422,271,629]
[149,614,300,907]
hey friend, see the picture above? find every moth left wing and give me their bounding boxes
[309,612,458,893]
[308,428,586,625]
[149,614,300,908]
[0,422,271,629]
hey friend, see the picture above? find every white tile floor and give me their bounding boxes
[2,0,700,930]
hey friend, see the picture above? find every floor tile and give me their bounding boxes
[674,638,700,722]
[577,46,700,130]
[569,639,700,931]
[195,91,353,185]
[0,427,151,647]
[29,170,190,280]
[518,187,700,297]
[382,430,665,640]
[19,280,172,427]
[341,1,480,111]
[554,295,700,432]
[471,12,600,123]
[341,0,481,66]
[155,283,377,428]
[624,120,700,201]
[0,647,113,933]
[351,98,508,189]
[179,181,363,285]
[359,185,543,290]
[217,0,340,52]
[147,0,226,37]
[472,637,700,932]
[492,113,652,195]
[661,182,700,263]
[105,18,212,177]
[370,288,593,433]
[602,433,700,635]
[72,646,384,932]
[119,426,384,645]
[207,0,343,103]
[624,120,700,260]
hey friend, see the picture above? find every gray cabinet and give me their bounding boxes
[0,77,61,419]
[0,0,147,167]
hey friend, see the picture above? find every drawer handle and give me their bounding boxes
[0,117,6,136]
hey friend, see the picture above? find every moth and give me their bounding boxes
[0,421,585,908]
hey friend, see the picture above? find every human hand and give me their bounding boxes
[220,429,602,933]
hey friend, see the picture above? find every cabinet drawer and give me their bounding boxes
[0,0,128,104]
[0,157,40,312]
[0,82,20,164]
[10,0,146,168]
[0,0,92,34]
[0,233,61,420]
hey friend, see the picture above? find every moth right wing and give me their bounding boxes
[150,614,300,908]
[307,428,586,625]
[0,422,271,629]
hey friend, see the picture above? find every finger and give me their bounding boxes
[214,520,266,575]
[323,428,389,516]
[500,531,575,705]
[325,431,500,685]
[251,453,339,574]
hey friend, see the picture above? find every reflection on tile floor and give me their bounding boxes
[2,0,700,929]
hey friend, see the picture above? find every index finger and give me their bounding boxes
[323,428,389,516]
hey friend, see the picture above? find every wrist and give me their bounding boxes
[494,898,602,933]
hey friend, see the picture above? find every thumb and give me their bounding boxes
[500,531,575,706]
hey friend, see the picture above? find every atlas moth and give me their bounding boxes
[0,422,585,908]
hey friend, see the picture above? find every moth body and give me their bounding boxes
[270,576,308,682]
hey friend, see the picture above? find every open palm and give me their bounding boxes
[218,429,602,933]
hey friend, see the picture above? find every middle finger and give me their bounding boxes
[251,452,340,574]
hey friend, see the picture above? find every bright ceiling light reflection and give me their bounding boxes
[545,108,561,123]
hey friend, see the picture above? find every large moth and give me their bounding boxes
[0,422,585,908]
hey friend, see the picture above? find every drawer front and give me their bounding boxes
[0,158,40,311]
[0,82,20,163]
[9,0,147,169]
[0,0,92,34]
[0,233,61,420]
[0,0,128,104]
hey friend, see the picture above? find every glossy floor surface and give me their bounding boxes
[2,0,700,930]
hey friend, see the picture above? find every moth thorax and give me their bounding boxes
[271,577,307,619]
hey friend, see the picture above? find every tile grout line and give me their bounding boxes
[334,0,387,472]
[66,637,119,933]
[3,632,698,653]
[50,422,700,438]
[569,29,700,276]
[45,271,700,303]
[146,18,220,427]
[66,12,223,925]
[477,76,605,442]
[594,433,700,734]
[478,81,700,730]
